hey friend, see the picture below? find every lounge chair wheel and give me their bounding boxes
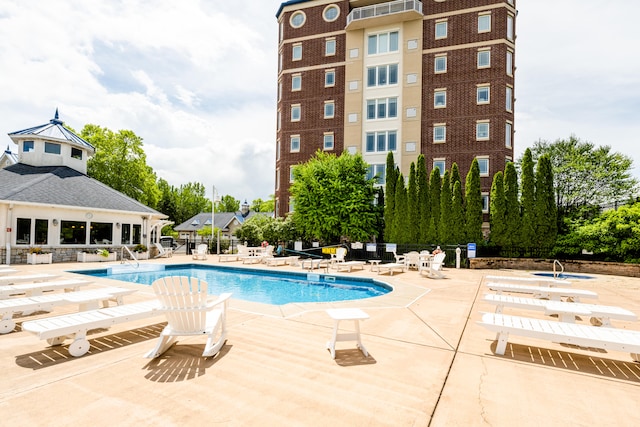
[68,339,90,357]
[0,319,15,334]
[47,336,66,346]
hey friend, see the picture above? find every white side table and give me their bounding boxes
[326,308,369,359]
[367,259,381,272]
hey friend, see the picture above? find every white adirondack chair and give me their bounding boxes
[145,276,232,358]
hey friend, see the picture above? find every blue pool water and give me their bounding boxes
[533,272,594,280]
[72,264,392,305]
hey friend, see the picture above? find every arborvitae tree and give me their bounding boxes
[451,163,461,189]
[489,171,507,246]
[450,180,465,244]
[464,158,484,243]
[374,187,385,242]
[427,168,442,243]
[384,152,397,242]
[393,173,410,243]
[503,162,521,246]
[520,148,536,249]
[416,155,430,244]
[407,162,419,243]
[439,170,452,243]
[534,154,557,250]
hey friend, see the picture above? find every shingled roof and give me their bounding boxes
[0,163,161,214]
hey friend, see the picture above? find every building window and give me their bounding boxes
[60,220,86,245]
[289,198,295,213]
[478,13,491,33]
[366,164,386,184]
[23,140,34,152]
[325,38,336,56]
[476,122,490,140]
[506,50,513,76]
[506,86,513,112]
[323,133,334,150]
[291,74,301,91]
[365,131,397,153]
[290,135,300,152]
[276,169,280,191]
[366,97,398,120]
[477,157,489,177]
[323,5,340,22]
[324,101,335,119]
[291,104,301,122]
[289,166,295,183]
[276,139,280,160]
[367,31,399,55]
[434,55,447,73]
[290,11,305,28]
[325,69,335,87]
[90,222,113,245]
[44,142,61,154]
[71,147,83,160]
[477,49,490,68]
[507,14,514,41]
[477,85,490,104]
[435,20,447,39]
[292,43,302,61]
[16,218,31,245]
[433,159,446,176]
[121,223,131,244]
[366,64,398,87]
[482,193,489,213]
[434,89,447,108]
[505,121,513,148]
[433,124,446,143]
[35,219,48,245]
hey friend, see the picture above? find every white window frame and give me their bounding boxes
[433,124,446,143]
[323,133,334,151]
[506,50,513,76]
[477,49,490,68]
[292,43,302,61]
[433,159,446,176]
[366,64,399,87]
[324,101,335,119]
[366,97,398,120]
[482,193,490,213]
[367,31,399,55]
[507,14,514,41]
[435,54,447,73]
[365,131,397,153]
[434,89,447,108]
[477,157,489,177]
[505,121,513,148]
[478,13,491,33]
[477,85,490,104]
[290,11,306,28]
[291,74,301,91]
[325,69,335,87]
[476,121,490,141]
[323,5,340,22]
[290,135,300,152]
[367,164,386,184]
[291,104,301,122]
[435,20,448,39]
[506,86,513,112]
[325,38,336,56]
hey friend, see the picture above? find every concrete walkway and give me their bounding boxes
[1,256,639,426]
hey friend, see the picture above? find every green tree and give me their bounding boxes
[290,151,378,242]
[83,124,160,207]
[503,162,521,246]
[489,171,507,246]
[439,170,452,243]
[528,136,638,212]
[450,180,465,244]
[156,178,177,222]
[520,148,536,248]
[407,162,419,243]
[173,182,211,225]
[451,163,461,189]
[392,173,410,243]
[251,196,275,213]
[384,152,398,242]
[427,168,441,242]
[416,155,430,243]
[464,159,483,243]
[534,154,557,250]
[217,195,240,213]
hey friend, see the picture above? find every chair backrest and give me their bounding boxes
[196,244,208,254]
[432,252,446,270]
[151,276,209,333]
[263,245,274,256]
[333,247,347,261]
[237,244,247,255]
[154,243,166,254]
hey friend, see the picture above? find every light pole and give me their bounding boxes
[212,185,221,255]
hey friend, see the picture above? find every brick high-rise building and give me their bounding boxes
[275,0,516,217]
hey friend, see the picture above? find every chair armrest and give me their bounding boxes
[206,292,232,310]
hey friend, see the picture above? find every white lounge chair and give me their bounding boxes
[22,300,161,357]
[0,273,61,286]
[330,247,347,267]
[377,262,406,276]
[218,244,247,262]
[0,268,18,276]
[487,282,597,302]
[144,276,232,358]
[478,312,640,362]
[485,275,571,288]
[0,286,136,334]
[0,278,91,299]
[153,243,173,258]
[335,261,366,273]
[192,244,208,260]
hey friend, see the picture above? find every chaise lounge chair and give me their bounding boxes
[144,276,232,358]
[153,243,173,258]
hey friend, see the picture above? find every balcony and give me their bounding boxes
[346,0,423,30]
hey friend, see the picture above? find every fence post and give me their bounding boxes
[455,247,461,269]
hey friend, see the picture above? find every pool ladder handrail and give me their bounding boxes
[553,259,564,279]
[120,246,140,269]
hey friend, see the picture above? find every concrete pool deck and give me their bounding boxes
[1,256,639,426]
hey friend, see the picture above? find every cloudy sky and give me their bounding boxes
[1,0,639,203]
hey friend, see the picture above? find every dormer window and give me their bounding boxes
[44,142,61,155]
[71,147,82,160]
[23,141,34,152]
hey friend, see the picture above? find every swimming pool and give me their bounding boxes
[72,264,392,305]
[533,272,595,280]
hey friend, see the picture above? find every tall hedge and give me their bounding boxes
[464,158,483,243]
